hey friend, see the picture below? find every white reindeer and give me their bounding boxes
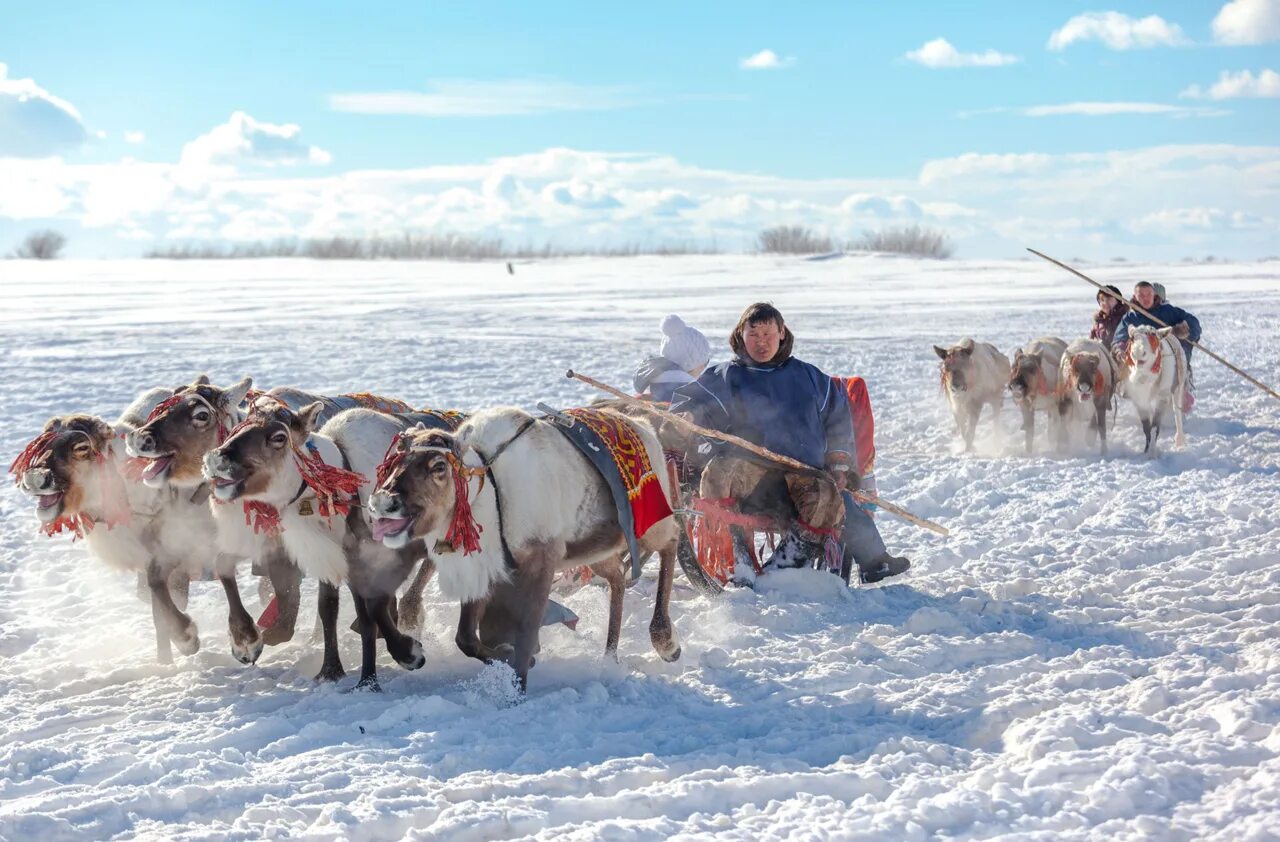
[1122,325,1188,456]
[368,407,682,692]
[934,338,1011,452]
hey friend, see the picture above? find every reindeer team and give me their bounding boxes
[9,280,1201,694]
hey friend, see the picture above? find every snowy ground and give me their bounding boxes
[2,255,1279,840]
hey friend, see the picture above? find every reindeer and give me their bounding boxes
[202,400,446,690]
[1122,326,1188,456]
[9,388,254,664]
[1057,338,1120,457]
[934,338,1011,452]
[1006,337,1069,455]
[367,407,682,693]
[126,376,442,649]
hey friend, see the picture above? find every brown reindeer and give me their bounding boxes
[127,376,441,651]
[10,389,259,664]
[1007,337,1069,455]
[1057,338,1119,457]
[368,408,682,692]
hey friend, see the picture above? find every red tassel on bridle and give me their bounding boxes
[293,441,366,522]
[444,452,484,556]
[8,430,58,481]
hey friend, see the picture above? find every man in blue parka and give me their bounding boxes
[671,302,909,584]
[1112,281,1202,411]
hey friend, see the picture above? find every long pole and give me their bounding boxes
[1028,248,1280,402]
[566,369,950,537]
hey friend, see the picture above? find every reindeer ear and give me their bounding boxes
[1155,327,1173,338]
[933,345,948,359]
[223,377,253,408]
[296,401,324,432]
[959,338,975,351]
[194,374,212,386]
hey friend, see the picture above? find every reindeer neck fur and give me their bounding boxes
[79,425,163,571]
[275,433,350,584]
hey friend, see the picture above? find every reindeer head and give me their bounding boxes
[1126,326,1171,379]
[11,414,117,527]
[367,427,465,551]
[934,339,976,393]
[1007,350,1044,403]
[202,399,323,505]
[127,375,253,489]
[1065,352,1105,403]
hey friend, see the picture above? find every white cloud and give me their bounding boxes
[1022,101,1227,117]
[0,62,90,157]
[739,50,794,70]
[331,78,642,116]
[4,143,1279,259]
[124,131,146,144]
[904,38,1018,68]
[179,112,331,170]
[1048,12,1189,50]
[1213,0,1280,44]
[1182,68,1280,99]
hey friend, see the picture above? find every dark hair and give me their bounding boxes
[729,302,794,364]
[1134,281,1154,290]
[1097,284,1123,303]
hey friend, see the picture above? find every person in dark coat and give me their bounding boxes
[1112,281,1201,412]
[633,315,712,403]
[671,302,908,584]
[1112,281,1201,366]
[1090,285,1129,347]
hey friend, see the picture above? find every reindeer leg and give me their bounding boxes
[963,406,977,452]
[1174,393,1186,449]
[350,590,381,692]
[589,555,627,660]
[649,542,682,663]
[1021,404,1034,455]
[1141,416,1153,454]
[398,557,435,632]
[218,566,263,665]
[314,581,345,682]
[511,566,555,694]
[260,550,301,646]
[147,559,199,658]
[457,598,514,662]
[371,593,425,671]
[1096,399,1109,458]
[150,578,174,665]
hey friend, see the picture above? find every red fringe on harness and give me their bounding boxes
[243,501,283,536]
[690,497,779,582]
[293,442,366,522]
[445,453,483,556]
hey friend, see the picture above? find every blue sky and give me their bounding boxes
[2,1,1277,257]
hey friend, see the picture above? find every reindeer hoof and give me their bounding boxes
[314,663,346,683]
[231,636,264,665]
[173,623,200,656]
[394,639,426,671]
[352,677,382,694]
[662,645,682,663]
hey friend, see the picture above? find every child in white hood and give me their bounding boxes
[633,314,712,403]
